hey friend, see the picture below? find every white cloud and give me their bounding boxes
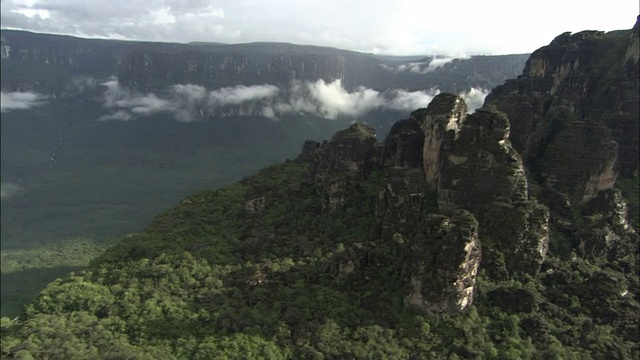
[1,0,635,56]
[101,80,172,115]
[66,76,98,93]
[0,91,46,112]
[208,84,279,106]
[96,78,488,121]
[459,87,490,113]
[11,7,50,19]
[380,56,468,75]
[99,79,280,122]
[386,88,441,111]
[1,183,21,199]
[98,110,133,121]
[269,79,440,120]
[304,79,383,119]
[423,57,461,72]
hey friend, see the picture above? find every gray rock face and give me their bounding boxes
[437,107,528,214]
[478,200,550,277]
[539,120,618,204]
[306,123,380,212]
[0,30,529,95]
[577,189,637,259]
[485,21,639,184]
[403,211,481,313]
[381,117,425,169]
[431,104,549,278]
[371,95,550,309]
[286,20,638,313]
[417,94,467,186]
[480,20,639,263]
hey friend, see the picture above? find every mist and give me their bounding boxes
[459,87,490,113]
[97,78,487,122]
[0,91,46,112]
[1,183,20,199]
[66,76,99,94]
[99,80,280,122]
[380,56,465,74]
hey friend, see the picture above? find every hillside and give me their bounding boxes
[1,20,639,359]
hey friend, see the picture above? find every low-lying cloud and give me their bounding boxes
[459,87,490,113]
[380,56,464,74]
[65,76,99,94]
[98,78,487,122]
[99,80,280,122]
[1,183,21,199]
[209,84,280,105]
[272,79,389,119]
[0,91,47,112]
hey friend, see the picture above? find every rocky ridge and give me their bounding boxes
[295,19,638,312]
[1,29,528,94]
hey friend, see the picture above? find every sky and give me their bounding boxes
[0,0,638,56]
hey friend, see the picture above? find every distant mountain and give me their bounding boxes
[1,19,637,359]
[1,29,528,93]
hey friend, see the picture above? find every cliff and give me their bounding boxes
[0,30,528,94]
[485,18,639,260]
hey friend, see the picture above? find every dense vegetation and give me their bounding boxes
[0,100,349,317]
[2,155,637,359]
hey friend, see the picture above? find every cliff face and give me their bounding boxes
[0,31,350,91]
[300,93,550,313]
[306,124,381,212]
[485,19,639,187]
[0,30,528,94]
[482,19,639,263]
[298,17,638,310]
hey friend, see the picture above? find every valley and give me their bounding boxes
[0,30,528,317]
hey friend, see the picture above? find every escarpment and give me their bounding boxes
[90,19,637,318]
[485,18,639,189]
[483,18,639,261]
[299,17,638,307]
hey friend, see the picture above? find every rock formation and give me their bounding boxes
[482,18,639,266]
[305,123,380,212]
[297,17,639,308]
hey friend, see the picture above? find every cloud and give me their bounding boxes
[459,87,490,113]
[66,76,98,94]
[99,80,279,122]
[423,57,460,72]
[380,56,465,75]
[386,89,441,111]
[98,110,133,121]
[269,79,440,120]
[1,183,21,199]
[300,79,384,119]
[101,79,172,115]
[208,84,279,106]
[0,0,636,56]
[0,91,46,112]
[97,78,487,122]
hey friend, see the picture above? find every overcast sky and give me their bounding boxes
[1,0,637,56]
